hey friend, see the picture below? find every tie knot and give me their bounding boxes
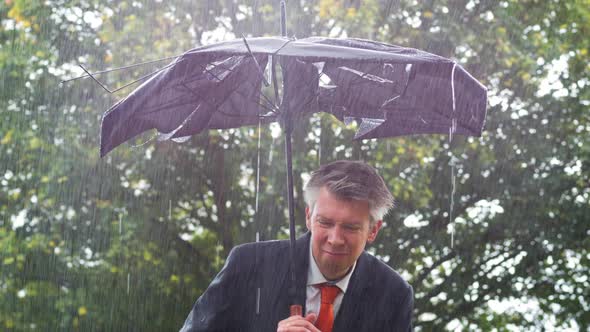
[318,284,340,304]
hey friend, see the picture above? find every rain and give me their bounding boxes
[1,1,589,331]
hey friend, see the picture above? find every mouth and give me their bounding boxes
[323,250,348,256]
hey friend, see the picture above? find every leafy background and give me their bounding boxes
[1,0,589,331]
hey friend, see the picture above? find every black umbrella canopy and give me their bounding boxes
[100,36,487,157]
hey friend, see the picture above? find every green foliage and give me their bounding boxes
[1,0,588,331]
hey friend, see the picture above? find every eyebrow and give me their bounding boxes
[315,215,363,226]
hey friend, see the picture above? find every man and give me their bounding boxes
[180,160,413,331]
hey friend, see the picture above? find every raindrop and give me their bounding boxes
[256,287,261,315]
[449,155,458,248]
[255,121,262,216]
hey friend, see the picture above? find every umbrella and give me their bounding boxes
[88,3,487,316]
[99,37,486,155]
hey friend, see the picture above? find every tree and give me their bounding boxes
[1,0,588,331]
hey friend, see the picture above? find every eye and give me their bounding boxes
[317,219,333,227]
[343,224,361,232]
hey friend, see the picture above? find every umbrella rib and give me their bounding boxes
[78,61,180,94]
[176,72,271,115]
[109,60,181,94]
[241,35,270,87]
[297,91,321,114]
[78,64,113,93]
[271,39,294,56]
[258,90,279,114]
[195,59,279,115]
[345,69,390,88]
[61,54,182,84]
[221,88,278,117]
[197,58,276,114]
[197,63,225,83]
[181,59,242,87]
[271,56,281,106]
[268,39,294,107]
[175,78,278,120]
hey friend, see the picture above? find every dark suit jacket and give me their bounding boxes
[180,232,413,331]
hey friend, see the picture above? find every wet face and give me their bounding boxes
[306,187,382,281]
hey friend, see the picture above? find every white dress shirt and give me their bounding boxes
[305,244,356,318]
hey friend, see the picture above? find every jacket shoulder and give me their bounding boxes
[360,251,412,295]
[228,239,291,266]
[358,252,414,330]
[232,238,290,254]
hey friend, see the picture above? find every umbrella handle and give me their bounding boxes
[290,304,302,316]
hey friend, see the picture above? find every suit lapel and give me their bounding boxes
[333,252,371,331]
[294,232,311,313]
[272,233,311,319]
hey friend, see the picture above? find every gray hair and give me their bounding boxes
[303,160,394,224]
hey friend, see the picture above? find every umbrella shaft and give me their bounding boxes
[280,0,287,37]
[284,118,298,303]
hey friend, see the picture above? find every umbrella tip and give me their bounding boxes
[280,0,287,37]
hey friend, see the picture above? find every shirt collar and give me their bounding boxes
[306,241,356,293]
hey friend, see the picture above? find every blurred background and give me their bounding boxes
[1,0,588,330]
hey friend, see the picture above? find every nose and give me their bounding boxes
[327,226,345,247]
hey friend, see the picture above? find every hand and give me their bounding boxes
[277,313,320,332]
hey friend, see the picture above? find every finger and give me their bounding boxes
[277,316,320,332]
[278,326,319,332]
[277,321,314,332]
[304,313,317,324]
[278,315,305,324]
[277,327,315,332]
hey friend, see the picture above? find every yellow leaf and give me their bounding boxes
[3,257,15,265]
[8,5,32,28]
[423,11,433,19]
[29,137,41,149]
[96,199,111,208]
[170,274,180,283]
[9,189,20,200]
[78,306,88,316]
[346,7,357,18]
[259,4,273,14]
[1,129,13,144]
[319,0,336,19]
[143,249,152,261]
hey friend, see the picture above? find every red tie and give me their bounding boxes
[315,284,341,332]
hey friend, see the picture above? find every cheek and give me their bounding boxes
[349,234,367,249]
[312,228,326,242]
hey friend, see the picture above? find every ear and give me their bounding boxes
[366,220,383,244]
[305,206,312,231]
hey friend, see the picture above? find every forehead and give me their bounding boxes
[313,187,370,224]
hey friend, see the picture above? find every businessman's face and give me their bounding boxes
[306,187,382,280]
